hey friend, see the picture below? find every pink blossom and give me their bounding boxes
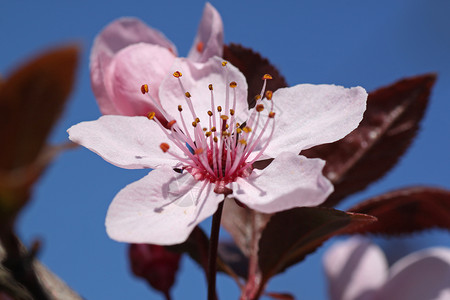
[68,57,367,245]
[324,237,450,300]
[90,2,223,117]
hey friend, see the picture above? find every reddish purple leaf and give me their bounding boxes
[223,43,288,108]
[0,45,79,171]
[258,207,376,283]
[302,74,437,207]
[347,186,450,235]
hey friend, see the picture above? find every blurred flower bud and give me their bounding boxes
[129,244,181,298]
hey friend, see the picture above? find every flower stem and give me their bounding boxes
[207,201,224,300]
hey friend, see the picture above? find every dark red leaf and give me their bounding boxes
[302,74,437,207]
[165,226,240,281]
[258,207,376,283]
[221,198,271,258]
[266,292,295,300]
[165,226,209,273]
[218,241,248,278]
[0,45,79,170]
[223,44,288,108]
[129,244,181,298]
[347,186,450,235]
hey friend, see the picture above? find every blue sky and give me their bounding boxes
[1,1,449,299]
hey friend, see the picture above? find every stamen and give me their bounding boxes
[173,71,182,78]
[167,120,177,129]
[269,111,276,118]
[217,106,222,112]
[265,90,273,100]
[178,105,183,112]
[256,104,264,112]
[185,92,191,98]
[209,84,213,90]
[230,109,235,116]
[160,143,170,153]
[196,41,204,53]
[221,61,228,66]
[229,81,237,88]
[147,112,156,120]
[141,84,149,94]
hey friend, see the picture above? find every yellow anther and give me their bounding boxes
[203,127,207,132]
[141,84,149,94]
[213,136,218,143]
[236,128,242,134]
[178,105,183,112]
[217,106,222,112]
[254,94,262,101]
[195,117,200,123]
[269,111,276,118]
[262,74,273,80]
[168,120,177,128]
[185,92,191,98]
[230,109,235,116]
[207,110,213,116]
[220,115,229,121]
[147,112,156,120]
[205,131,212,137]
[243,126,252,133]
[229,81,237,88]
[236,122,241,127]
[221,61,228,67]
[265,90,273,100]
[225,124,229,129]
[208,84,213,90]
[173,71,182,78]
[222,131,230,137]
[211,126,217,132]
[239,139,247,145]
[192,121,197,127]
[194,148,204,155]
[256,104,264,112]
[160,143,170,153]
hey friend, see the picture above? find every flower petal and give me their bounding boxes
[91,17,177,115]
[262,84,367,158]
[232,152,333,213]
[323,237,387,300]
[67,115,183,169]
[187,2,224,62]
[103,43,176,117]
[106,166,223,245]
[159,57,248,136]
[376,247,450,300]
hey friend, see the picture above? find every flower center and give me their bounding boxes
[141,61,276,191]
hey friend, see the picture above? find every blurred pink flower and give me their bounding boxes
[324,237,450,300]
[68,57,366,245]
[90,2,223,117]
